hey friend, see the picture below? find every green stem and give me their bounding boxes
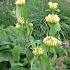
[40,58,44,70]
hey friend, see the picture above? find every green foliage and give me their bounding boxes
[26,0,70,40]
[49,24,61,36]
[10,66,27,70]
[16,5,28,22]
[0,0,70,70]
[40,55,51,70]
[0,0,16,28]
[12,45,21,62]
[0,24,34,69]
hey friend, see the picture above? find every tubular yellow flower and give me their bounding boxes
[43,36,61,47]
[18,17,25,24]
[45,14,60,24]
[48,2,58,10]
[33,47,44,56]
[16,0,25,5]
[53,3,58,10]
[48,2,53,9]
[16,23,21,29]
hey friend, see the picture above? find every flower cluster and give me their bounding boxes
[48,2,58,10]
[16,0,25,5]
[45,14,60,24]
[45,2,60,24]
[18,17,25,24]
[16,17,24,29]
[43,36,61,47]
[33,47,44,56]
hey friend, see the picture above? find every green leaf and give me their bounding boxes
[24,23,33,38]
[40,55,52,70]
[50,48,57,66]
[0,45,10,51]
[11,62,23,67]
[55,46,67,56]
[16,4,28,23]
[12,45,21,62]
[31,57,43,70]
[22,4,28,22]
[6,26,24,46]
[0,28,10,46]
[26,23,31,37]
[49,24,61,36]
[10,66,27,70]
[29,36,36,49]
[28,23,33,34]
[0,52,13,62]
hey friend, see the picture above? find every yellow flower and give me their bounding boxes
[33,47,44,56]
[16,23,21,29]
[43,36,61,47]
[45,14,60,24]
[18,17,25,24]
[53,3,58,10]
[48,2,58,10]
[48,2,53,9]
[16,0,25,5]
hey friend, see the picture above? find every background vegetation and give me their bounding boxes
[0,0,70,70]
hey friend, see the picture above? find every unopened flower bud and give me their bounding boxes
[16,23,21,29]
